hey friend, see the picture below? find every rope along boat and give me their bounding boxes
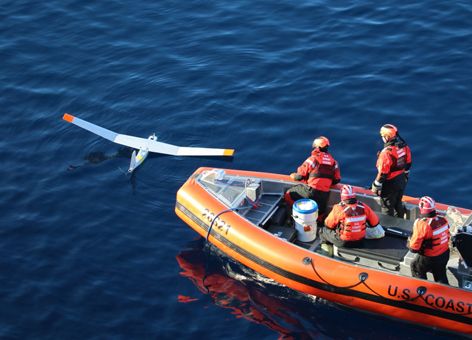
[175,167,472,335]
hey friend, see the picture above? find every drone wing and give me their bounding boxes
[62,113,234,157]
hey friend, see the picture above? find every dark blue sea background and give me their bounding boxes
[1,1,471,338]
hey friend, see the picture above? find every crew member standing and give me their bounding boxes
[408,196,450,284]
[321,185,380,248]
[285,136,341,221]
[371,124,412,217]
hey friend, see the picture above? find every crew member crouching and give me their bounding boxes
[321,185,380,248]
[285,136,341,222]
[408,196,450,284]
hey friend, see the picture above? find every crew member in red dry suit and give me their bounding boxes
[371,124,412,217]
[321,185,380,248]
[408,196,450,284]
[285,136,341,221]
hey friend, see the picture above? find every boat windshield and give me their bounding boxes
[198,170,250,206]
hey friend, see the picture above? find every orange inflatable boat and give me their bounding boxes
[175,167,472,335]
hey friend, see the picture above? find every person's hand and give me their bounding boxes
[371,181,382,196]
[290,173,298,180]
[404,170,410,184]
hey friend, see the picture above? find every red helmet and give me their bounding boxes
[419,196,435,214]
[380,124,398,142]
[341,185,356,201]
[312,136,330,149]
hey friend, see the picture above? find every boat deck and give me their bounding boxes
[196,170,472,290]
[256,190,465,288]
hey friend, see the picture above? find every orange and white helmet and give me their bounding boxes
[380,124,398,142]
[312,136,330,149]
[419,196,435,214]
[341,185,356,201]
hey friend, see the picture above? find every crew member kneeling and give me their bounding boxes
[408,196,450,284]
[321,185,380,248]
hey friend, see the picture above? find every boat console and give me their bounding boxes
[453,230,472,290]
[454,230,472,267]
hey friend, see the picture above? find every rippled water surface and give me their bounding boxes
[1,1,471,339]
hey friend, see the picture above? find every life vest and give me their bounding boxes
[387,145,408,176]
[295,150,339,192]
[307,152,336,179]
[418,216,450,257]
[377,139,411,180]
[337,202,367,241]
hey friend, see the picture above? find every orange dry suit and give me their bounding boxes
[324,201,379,241]
[293,149,341,192]
[409,215,450,257]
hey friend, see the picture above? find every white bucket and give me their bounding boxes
[292,199,318,242]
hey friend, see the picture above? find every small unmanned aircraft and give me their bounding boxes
[62,113,234,173]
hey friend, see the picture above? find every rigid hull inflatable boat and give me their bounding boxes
[175,167,472,335]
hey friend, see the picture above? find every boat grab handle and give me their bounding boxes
[377,262,400,272]
[337,251,360,262]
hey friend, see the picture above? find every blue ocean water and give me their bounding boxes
[1,0,471,338]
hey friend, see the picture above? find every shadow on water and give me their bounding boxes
[176,239,459,340]
[67,147,134,171]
